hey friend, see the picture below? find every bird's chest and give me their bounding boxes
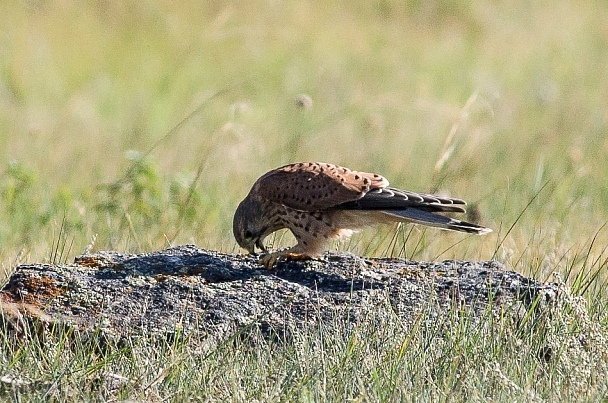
[280,207,336,239]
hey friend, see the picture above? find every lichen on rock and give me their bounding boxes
[0,245,558,342]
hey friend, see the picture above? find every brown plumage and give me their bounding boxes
[233,162,492,268]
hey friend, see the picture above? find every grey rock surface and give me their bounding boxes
[1,245,558,340]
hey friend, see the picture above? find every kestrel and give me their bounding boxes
[233,162,492,268]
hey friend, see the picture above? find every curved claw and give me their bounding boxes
[260,252,280,270]
[259,252,312,270]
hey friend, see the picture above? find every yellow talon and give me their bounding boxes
[259,252,312,270]
[259,252,280,270]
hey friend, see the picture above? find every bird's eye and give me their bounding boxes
[244,230,253,240]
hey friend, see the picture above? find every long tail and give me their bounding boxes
[381,209,492,235]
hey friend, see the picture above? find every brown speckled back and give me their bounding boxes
[252,162,388,211]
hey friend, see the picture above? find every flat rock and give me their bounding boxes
[0,245,558,341]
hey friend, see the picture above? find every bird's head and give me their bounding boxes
[233,197,269,255]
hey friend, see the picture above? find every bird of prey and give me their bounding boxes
[233,162,492,268]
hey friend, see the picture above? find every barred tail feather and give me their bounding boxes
[382,209,492,235]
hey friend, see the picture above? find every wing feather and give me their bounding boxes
[252,162,388,211]
[337,187,468,213]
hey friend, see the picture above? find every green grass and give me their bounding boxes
[1,0,608,400]
[1,281,606,401]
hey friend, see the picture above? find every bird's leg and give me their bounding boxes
[259,249,313,270]
[258,232,326,270]
[259,252,281,269]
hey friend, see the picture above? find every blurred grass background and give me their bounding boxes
[2,1,608,400]
[0,0,607,286]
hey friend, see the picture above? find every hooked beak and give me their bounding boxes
[246,238,267,256]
